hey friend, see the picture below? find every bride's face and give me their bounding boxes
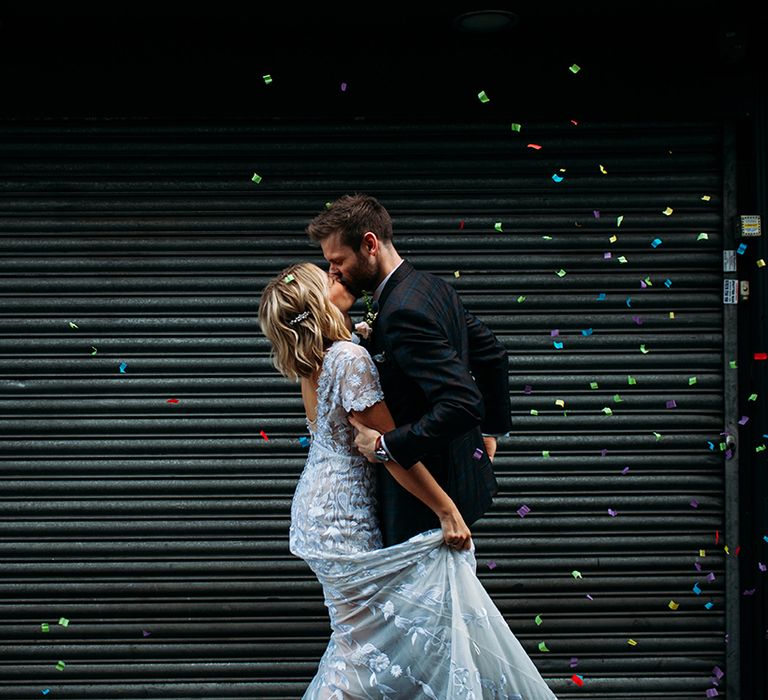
[327,271,355,313]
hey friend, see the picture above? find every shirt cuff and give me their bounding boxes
[350,332,361,345]
[379,434,398,464]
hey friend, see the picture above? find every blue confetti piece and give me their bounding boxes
[737,243,747,255]
[626,296,632,308]
[763,535,768,543]
[704,601,714,609]
[552,173,564,183]
[651,238,662,248]
[119,361,127,373]
[553,341,564,350]
[693,582,702,594]
[581,328,593,336]
[596,292,606,301]
[42,691,50,697]
[707,441,716,451]
[298,436,310,448]
[665,279,672,287]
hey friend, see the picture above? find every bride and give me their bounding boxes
[259,262,559,700]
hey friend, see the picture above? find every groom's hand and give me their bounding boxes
[348,413,379,462]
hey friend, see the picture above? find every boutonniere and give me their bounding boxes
[354,320,373,340]
[362,290,378,326]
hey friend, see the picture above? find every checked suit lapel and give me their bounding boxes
[369,259,414,349]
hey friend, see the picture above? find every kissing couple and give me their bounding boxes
[259,194,559,699]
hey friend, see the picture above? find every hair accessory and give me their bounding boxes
[283,273,295,284]
[289,310,310,326]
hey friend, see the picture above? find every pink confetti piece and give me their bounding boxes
[690,499,699,508]
[487,560,497,570]
[570,119,579,126]
[666,400,677,409]
[527,143,542,150]
[608,508,618,517]
[640,279,647,289]
[517,504,531,518]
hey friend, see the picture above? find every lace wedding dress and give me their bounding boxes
[290,340,559,699]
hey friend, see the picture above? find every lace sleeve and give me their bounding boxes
[334,342,385,413]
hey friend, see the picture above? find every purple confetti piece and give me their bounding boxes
[472,448,483,461]
[690,499,699,508]
[142,630,151,637]
[487,560,497,570]
[632,315,643,325]
[603,251,612,259]
[706,572,716,583]
[621,466,630,475]
[640,279,647,289]
[608,508,618,517]
[706,689,719,698]
[743,588,756,596]
[759,562,766,572]
[517,504,531,518]
[695,562,702,571]
[550,329,560,337]
[569,657,579,668]
[725,449,733,460]
[340,82,347,92]
[713,666,724,680]
[738,415,749,425]
[585,594,593,600]
[524,385,533,395]
[666,399,677,409]
[600,448,608,457]
[593,210,600,219]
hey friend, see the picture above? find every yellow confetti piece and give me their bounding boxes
[688,376,698,385]
[609,234,618,243]
[251,173,262,184]
[668,600,679,610]
[669,311,675,319]
[602,407,613,415]
[663,207,674,216]
[517,295,526,303]
[535,615,543,625]
[724,545,730,554]
[617,215,624,227]
[262,74,273,84]
[538,641,550,652]
[478,90,490,103]
[599,164,607,174]
[618,256,628,264]
[569,63,581,74]
[627,375,637,385]
[701,195,711,201]
[758,259,766,268]
[511,123,522,132]
[571,570,582,579]
[699,549,706,557]
[454,270,461,278]
[494,222,503,232]
[530,409,539,416]
[697,232,709,241]
[627,639,638,646]
[640,344,649,354]
[555,399,565,408]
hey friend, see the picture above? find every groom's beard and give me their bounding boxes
[339,258,379,299]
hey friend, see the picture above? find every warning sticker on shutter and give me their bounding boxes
[723,278,738,304]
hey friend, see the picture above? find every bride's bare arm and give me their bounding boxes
[348,401,471,550]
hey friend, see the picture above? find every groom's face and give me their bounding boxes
[320,232,379,299]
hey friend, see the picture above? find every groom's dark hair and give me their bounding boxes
[306,193,394,251]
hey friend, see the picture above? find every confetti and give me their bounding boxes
[68,321,78,329]
[608,508,617,516]
[596,292,606,301]
[653,431,663,441]
[262,74,272,84]
[472,448,483,461]
[621,466,630,475]
[340,82,347,92]
[706,689,719,697]
[42,690,50,696]
[738,416,749,425]
[142,630,152,637]
[755,352,767,360]
[599,164,607,174]
[251,173,263,184]
[748,393,758,401]
[688,376,698,385]
[617,215,624,227]
[569,63,581,73]
[538,641,550,652]
[665,278,672,287]
[663,207,674,216]
[609,234,618,243]
[759,562,767,572]
[119,361,127,373]
[758,258,766,268]
[90,347,98,355]
[511,123,522,132]
[613,394,623,403]
[553,341,564,349]
[705,601,714,609]
[666,399,677,409]
[534,614,543,625]
[707,572,716,582]
[700,549,707,557]
[602,407,613,416]
[618,255,628,264]
[626,296,632,307]
[41,623,49,632]
[737,243,747,255]
[627,375,637,385]
[524,385,533,395]
[517,295,526,303]
[640,344,649,354]
[627,639,637,646]
[459,220,465,229]
[569,657,579,668]
[55,661,66,671]
[477,90,490,103]
[702,195,712,201]
[454,270,461,278]
[542,450,550,458]
[283,274,295,283]
[693,582,702,594]
[530,409,539,416]
[570,119,579,125]
[260,430,269,441]
[556,269,566,277]
[571,570,582,579]
[527,143,542,150]
[691,499,699,508]
[299,436,310,448]
[697,232,709,241]
[593,210,601,219]
[166,398,179,404]
[669,311,676,319]
[651,238,663,248]
[555,398,565,408]
[58,617,69,627]
[581,328,593,336]
[552,173,564,183]
[590,382,599,389]
[487,560,497,570]
[494,222,503,232]
[586,593,594,600]
[571,674,585,687]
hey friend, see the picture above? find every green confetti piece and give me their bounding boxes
[538,641,550,652]
[542,235,553,240]
[590,382,599,390]
[41,623,49,633]
[251,173,262,184]
[58,617,69,627]
[494,222,503,232]
[571,570,582,579]
[530,409,539,416]
[602,407,613,415]
[283,274,295,284]
[262,74,272,84]
[68,322,78,329]
[618,255,628,264]
[627,375,637,385]
[613,394,623,403]
[653,431,663,441]
[542,450,550,458]
[640,344,649,354]
[719,442,727,452]
[516,295,526,303]
[748,393,758,401]
[534,615,543,625]
[697,232,709,241]
[617,215,624,227]
[511,123,522,132]
[729,360,738,369]
[569,63,581,74]
[643,276,652,286]
[324,201,332,209]
[89,346,98,355]
[55,661,66,671]
[757,445,767,453]
[688,376,698,385]
[478,90,490,103]
[556,269,567,277]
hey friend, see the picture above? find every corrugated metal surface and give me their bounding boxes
[0,120,730,698]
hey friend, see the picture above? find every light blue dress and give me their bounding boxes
[290,341,559,700]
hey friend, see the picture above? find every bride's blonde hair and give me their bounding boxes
[259,263,352,380]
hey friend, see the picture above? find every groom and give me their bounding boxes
[307,194,512,546]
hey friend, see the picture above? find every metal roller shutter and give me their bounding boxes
[0,120,734,698]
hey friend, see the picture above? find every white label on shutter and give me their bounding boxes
[723,278,738,304]
[723,250,737,272]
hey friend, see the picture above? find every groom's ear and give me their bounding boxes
[361,231,378,255]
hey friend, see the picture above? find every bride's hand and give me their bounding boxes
[439,507,472,551]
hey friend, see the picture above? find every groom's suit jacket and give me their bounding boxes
[366,260,512,546]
